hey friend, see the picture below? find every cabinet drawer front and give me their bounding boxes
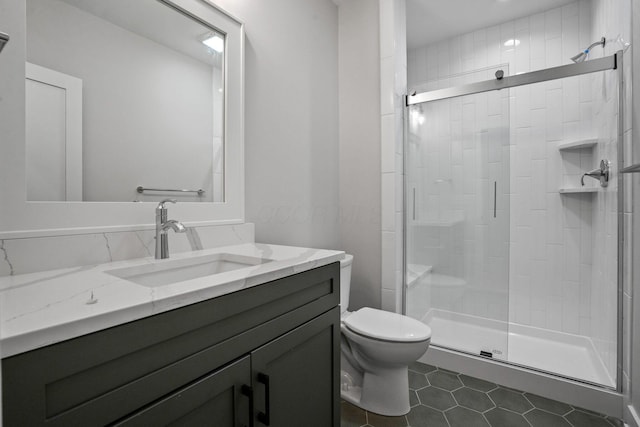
[2,263,339,426]
[114,356,251,427]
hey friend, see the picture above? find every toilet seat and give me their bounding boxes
[344,307,431,343]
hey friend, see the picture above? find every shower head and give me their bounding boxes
[571,37,605,63]
[570,51,588,63]
[0,32,9,54]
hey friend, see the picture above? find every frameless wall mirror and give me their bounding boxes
[25,0,230,203]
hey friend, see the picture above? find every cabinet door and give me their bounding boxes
[115,356,252,427]
[251,308,340,427]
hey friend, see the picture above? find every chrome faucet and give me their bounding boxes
[155,199,186,259]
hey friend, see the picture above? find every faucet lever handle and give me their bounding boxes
[157,198,177,210]
[581,159,610,187]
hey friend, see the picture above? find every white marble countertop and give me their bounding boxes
[0,243,344,358]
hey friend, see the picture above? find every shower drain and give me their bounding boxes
[480,349,503,358]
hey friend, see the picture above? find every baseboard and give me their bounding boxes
[625,404,640,427]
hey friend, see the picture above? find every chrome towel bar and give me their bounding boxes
[136,186,205,196]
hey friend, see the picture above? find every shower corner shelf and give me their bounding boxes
[558,139,598,151]
[559,187,599,194]
[406,264,433,288]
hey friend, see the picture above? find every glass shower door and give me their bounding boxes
[405,81,511,361]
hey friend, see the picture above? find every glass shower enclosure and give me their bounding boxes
[404,53,623,389]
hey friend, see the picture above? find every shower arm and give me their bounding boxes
[585,37,606,52]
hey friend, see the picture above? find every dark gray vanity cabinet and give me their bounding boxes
[2,262,340,427]
[116,355,253,426]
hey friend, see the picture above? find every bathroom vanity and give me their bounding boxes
[1,244,342,426]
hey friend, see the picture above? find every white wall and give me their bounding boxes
[210,0,341,251]
[337,0,382,310]
[379,0,407,313]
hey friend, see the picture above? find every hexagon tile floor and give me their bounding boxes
[341,362,624,427]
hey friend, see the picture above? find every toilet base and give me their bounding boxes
[339,367,410,416]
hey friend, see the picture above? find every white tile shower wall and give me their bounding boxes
[0,223,255,277]
[408,0,629,381]
[379,0,406,313]
[588,0,632,390]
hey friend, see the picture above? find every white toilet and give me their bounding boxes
[340,254,432,416]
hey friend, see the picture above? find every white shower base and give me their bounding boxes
[423,309,615,388]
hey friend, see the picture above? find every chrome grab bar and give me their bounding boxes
[137,186,205,196]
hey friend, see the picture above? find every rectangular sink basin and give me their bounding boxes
[106,253,272,287]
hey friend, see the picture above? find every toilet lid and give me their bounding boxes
[344,307,432,342]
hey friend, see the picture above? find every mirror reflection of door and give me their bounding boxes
[26,0,227,203]
[26,62,82,201]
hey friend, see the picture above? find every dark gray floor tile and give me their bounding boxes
[524,409,572,427]
[488,388,533,414]
[444,406,490,427]
[565,409,615,427]
[366,412,407,427]
[341,401,367,427]
[417,386,457,411]
[340,366,622,427]
[484,408,531,427]
[406,405,448,427]
[459,374,498,392]
[409,390,419,407]
[427,370,463,391]
[408,370,429,390]
[409,362,438,374]
[524,393,572,415]
[453,387,495,412]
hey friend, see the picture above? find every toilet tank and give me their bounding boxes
[339,254,353,313]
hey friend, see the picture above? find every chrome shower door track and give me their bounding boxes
[406,53,618,105]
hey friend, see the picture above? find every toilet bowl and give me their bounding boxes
[339,254,431,416]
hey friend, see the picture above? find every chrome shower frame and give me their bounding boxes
[403,51,625,393]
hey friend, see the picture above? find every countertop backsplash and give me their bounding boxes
[0,223,255,277]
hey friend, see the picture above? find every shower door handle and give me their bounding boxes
[493,181,497,218]
[412,188,416,221]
